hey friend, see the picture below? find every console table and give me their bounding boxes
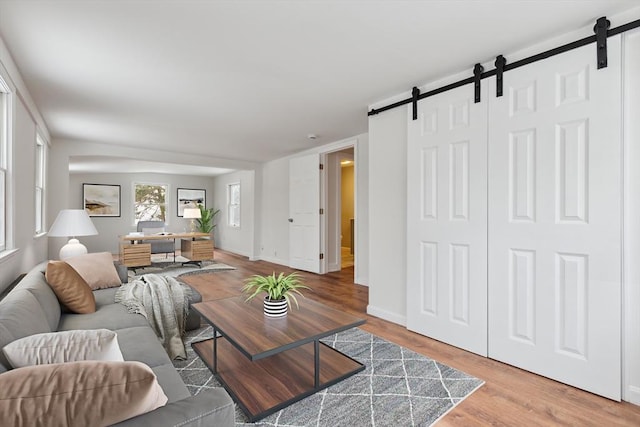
[119,232,213,267]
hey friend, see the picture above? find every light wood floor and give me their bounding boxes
[341,246,354,268]
[182,250,640,426]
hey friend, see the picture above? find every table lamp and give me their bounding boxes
[183,208,201,233]
[48,209,98,259]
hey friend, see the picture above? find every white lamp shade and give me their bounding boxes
[48,209,98,237]
[48,209,98,260]
[183,208,201,219]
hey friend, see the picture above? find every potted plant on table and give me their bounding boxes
[242,272,309,317]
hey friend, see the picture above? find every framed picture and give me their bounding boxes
[83,183,121,217]
[177,188,206,217]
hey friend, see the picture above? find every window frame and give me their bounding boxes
[132,182,170,226]
[34,133,46,235]
[0,71,12,253]
[227,182,240,228]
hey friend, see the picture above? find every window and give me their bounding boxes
[0,77,9,251]
[228,183,240,228]
[35,134,46,235]
[134,183,168,224]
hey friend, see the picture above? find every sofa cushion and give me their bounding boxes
[0,289,53,371]
[45,261,96,314]
[93,286,121,307]
[111,326,173,368]
[151,363,192,403]
[66,252,122,290]
[0,360,168,426]
[13,268,61,332]
[3,329,124,368]
[58,299,150,331]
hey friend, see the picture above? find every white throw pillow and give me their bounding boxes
[2,329,124,368]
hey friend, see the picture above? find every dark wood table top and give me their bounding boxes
[192,296,365,360]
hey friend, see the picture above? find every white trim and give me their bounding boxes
[354,275,368,287]
[34,134,46,235]
[254,254,288,267]
[622,26,640,406]
[366,305,406,327]
[0,66,14,253]
[0,248,19,264]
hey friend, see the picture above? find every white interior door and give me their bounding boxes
[487,38,622,400]
[289,153,321,273]
[406,84,488,356]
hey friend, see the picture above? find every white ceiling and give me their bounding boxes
[0,1,638,173]
[69,156,234,176]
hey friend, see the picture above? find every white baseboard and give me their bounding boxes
[625,385,640,405]
[255,255,289,267]
[354,275,368,287]
[367,305,406,327]
[215,247,250,258]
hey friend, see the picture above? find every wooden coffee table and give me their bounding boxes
[191,296,366,422]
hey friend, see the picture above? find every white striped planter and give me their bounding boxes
[263,297,288,317]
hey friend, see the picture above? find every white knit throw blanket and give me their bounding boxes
[115,274,188,360]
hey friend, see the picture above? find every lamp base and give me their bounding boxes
[59,238,88,260]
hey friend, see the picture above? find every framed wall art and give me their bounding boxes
[177,188,206,217]
[83,183,121,217]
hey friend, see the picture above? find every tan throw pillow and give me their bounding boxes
[65,252,122,290]
[45,261,96,314]
[0,360,168,426]
[3,329,124,368]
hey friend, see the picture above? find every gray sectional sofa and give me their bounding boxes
[0,261,235,426]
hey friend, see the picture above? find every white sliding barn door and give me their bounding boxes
[289,154,321,273]
[407,85,488,356]
[487,38,622,399]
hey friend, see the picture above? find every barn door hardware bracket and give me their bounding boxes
[367,16,640,117]
[473,63,484,103]
[411,87,420,120]
[495,55,506,97]
[594,16,610,69]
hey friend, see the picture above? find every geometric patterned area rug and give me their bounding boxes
[128,257,235,280]
[174,326,484,426]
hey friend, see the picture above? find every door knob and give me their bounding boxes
[288,218,294,222]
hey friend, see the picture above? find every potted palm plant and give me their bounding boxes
[196,205,220,234]
[242,272,309,317]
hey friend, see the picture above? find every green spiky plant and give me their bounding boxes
[196,205,220,233]
[242,272,310,309]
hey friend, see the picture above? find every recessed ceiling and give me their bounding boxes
[0,1,637,167]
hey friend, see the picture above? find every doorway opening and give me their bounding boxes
[325,147,354,273]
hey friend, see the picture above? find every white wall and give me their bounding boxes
[66,172,216,255]
[367,108,407,324]
[211,170,255,258]
[0,36,50,293]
